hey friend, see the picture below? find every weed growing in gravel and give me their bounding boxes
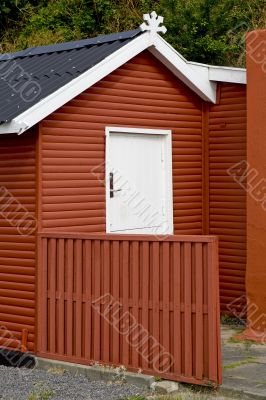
[27,382,54,400]
[47,366,66,375]
[154,376,163,382]
[151,397,183,400]
[144,396,215,399]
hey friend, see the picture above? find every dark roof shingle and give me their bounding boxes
[0,29,141,123]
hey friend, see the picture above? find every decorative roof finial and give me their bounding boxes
[140,11,167,35]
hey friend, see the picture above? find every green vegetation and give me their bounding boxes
[223,357,257,369]
[27,383,54,400]
[220,313,245,327]
[228,336,253,347]
[47,366,66,375]
[0,0,265,66]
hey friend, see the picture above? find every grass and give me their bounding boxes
[151,396,183,400]
[47,366,66,375]
[221,313,245,327]
[121,396,147,400]
[27,383,54,400]
[27,390,54,400]
[154,376,163,382]
[223,357,257,369]
[228,336,255,351]
[228,336,249,344]
[154,397,211,400]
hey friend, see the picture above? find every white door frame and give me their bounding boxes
[105,126,174,235]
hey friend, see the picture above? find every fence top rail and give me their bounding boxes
[38,231,218,243]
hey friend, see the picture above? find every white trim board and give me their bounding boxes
[0,30,246,135]
[106,126,172,136]
[150,34,217,102]
[187,61,247,84]
[105,126,174,235]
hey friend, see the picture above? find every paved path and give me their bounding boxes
[220,325,266,399]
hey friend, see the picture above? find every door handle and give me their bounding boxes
[109,172,122,198]
[110,172,114,198]
[111,189,122,193]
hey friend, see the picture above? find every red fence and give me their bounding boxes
[37,233,221,386]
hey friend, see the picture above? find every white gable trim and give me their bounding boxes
[149,35,217,102]
[209,66,246,84]
[188,61,246,84]
[0,30,238,135]
[0,121,28,135]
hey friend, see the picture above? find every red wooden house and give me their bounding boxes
[0,12,248,385]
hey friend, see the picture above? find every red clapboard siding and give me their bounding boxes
[209,83,247,314]
[37,232,221,386]
[40,51,203,234]
[0,129,37,351]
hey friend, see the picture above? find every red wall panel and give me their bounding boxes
[209,83,247,313]
[0,129,37,351]
[40,51,203,234]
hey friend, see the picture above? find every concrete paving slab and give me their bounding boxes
[221,376,266,399]
[220,325,266,399]
[224,362,266,382]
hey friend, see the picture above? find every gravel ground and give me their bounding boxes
[0,365,148,400]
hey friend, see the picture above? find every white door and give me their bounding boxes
[106,127,173,235]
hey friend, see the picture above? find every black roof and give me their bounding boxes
[0,29,142,123]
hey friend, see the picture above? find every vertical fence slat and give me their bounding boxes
[141,241,149,371]
[152,241,160,372]
[162,241,170,371]
[66,239,74,357]
[195,242,203,380]
[37,233,220,387]
[103,240,110,363]
[93,240,101,361]
[84,239,91,360]
[122,240,130,367]
[58,238,65,355]
[38,237,48,353]
[173,242,181,375]
[113,240,120,364]
[208,241,218,382]
[75,240,82,358]
[131,241,139,368]
[215,238,222,385]
[49,239,56,354]
[184,242,192,378]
